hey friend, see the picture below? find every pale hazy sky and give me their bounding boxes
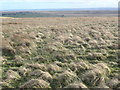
[0,0,119,10]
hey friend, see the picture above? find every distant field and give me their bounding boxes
[1,10,118,17]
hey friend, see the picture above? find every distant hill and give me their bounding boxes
[1,9,118,18]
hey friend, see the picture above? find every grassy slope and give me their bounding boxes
[1,17,119,88]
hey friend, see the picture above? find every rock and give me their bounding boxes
[20,79,50,88]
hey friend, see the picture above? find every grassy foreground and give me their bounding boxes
[1,17,119,88]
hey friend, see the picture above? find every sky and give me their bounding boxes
[0,0,119,11]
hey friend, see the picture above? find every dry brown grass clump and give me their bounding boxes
[107,78,120,88]
[29,70,52,82]
[20,79,50,88]
[1,38,15,57]
[4,70,21,84]
[26,63,47,71]
[82,63,110,86]
[0,82,13,88]
[69,60,90,73]
[87,52,105,60]
[55,49,76,62]
[65,82,88,88]
[10,32,37,55]
[6,70,21,80]
[47,64,63,74]
[52,70,79,88]
[19,66,31,76]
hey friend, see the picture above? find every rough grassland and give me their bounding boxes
[1,17,119,89]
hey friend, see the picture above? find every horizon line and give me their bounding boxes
[0,7,118,11]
